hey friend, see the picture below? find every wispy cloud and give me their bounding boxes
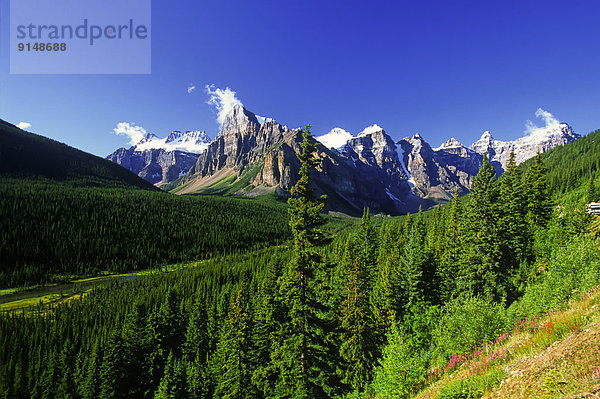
[113,122,147,145]
[187,83,196,94]
[525,108,561,135]
[205,85,243,126]
[16,122,31,130]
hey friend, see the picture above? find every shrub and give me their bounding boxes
[432,296,507,364]
[509,235,600,320]
[369,327,428,399]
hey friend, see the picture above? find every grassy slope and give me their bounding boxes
[414,282,600,399]
[0,119,157,190]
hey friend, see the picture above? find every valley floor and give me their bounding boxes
[0,261,204,314]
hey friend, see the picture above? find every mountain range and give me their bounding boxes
[107,130,211,185]
[107,105,579,215]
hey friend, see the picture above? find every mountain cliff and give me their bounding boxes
[107,130,211,185]
[106,105,579,215]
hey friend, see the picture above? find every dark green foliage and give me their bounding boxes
[2,126,600,399]
[213,288,252,399]
[0,181,290,287]
[499,151,530,298]
[0,118,156,190]
[524,152,553,230]
[273,125,333,398]
[458,155,505,301]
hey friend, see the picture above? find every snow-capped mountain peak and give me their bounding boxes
[435,137,464,150]
[316,128,354,150]
[165,130,184,143]
[469,121,579,170]
[138,132,158,144]
[134,129,212,154]
[359,124,384,136]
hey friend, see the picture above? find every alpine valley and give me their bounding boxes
[108,104,579,215]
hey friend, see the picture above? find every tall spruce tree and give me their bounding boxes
[339,257,376,392]
[356,208,378,286]
[459,154,505,301]
[588,173,598,202]
[499,151,529,298]
[274,124,331,398]
[153,352,186,399]
[214,288,252,399]
[338,209,378,391]
[524,151,553,230]
[439,190,463,300]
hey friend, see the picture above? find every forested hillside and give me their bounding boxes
[520,128,600,197]
[0,119,156,190]
[1,127,599,398]
[0,181,291,287]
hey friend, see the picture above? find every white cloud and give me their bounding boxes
[113,122,147,145]
[205,85,243,126]
[16,122,31,130]
[187,84,196,94]
[525,108,561,136]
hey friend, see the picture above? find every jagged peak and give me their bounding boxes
[358,124,384,136]
[138,132,158,144]
[220,104,260,135]
[435,137,464,150]
[165,131,183,143]
[480,130,493,140]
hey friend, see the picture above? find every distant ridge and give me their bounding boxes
[0,119,157,190]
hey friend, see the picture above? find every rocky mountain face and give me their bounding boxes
[107,146,200,185]
[469,123,579,173]
[182,105,421,214]
[396,135,482,200]
[107,130,211,185]
[107,104,579,215]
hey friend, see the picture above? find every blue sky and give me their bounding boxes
[2,0,600,156]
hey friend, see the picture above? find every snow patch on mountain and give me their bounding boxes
[396,145,415,189]
[135,130,212,154]
[386,188,401,202]
[316,128,354,150]
[255,115,274,124]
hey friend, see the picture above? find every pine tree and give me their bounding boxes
[499,151,529,298]
[356,208,378,286]
[439,190,462,300]
[524,151,553,230]
[372,222,402,336]
[274,124,331,398]
[183,298,209,363]
[251,258,285,396]
[153,352,186,399]
[339,258,376,392]
[588,173,598,202]
[122,301,149,398]
[99,333,128,399]
[81,341,102,399]
[56,339,77,399]
[186,359,209,399]
[459,154,504,301]
[214,288,251,399]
